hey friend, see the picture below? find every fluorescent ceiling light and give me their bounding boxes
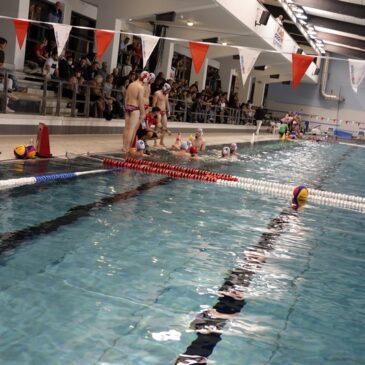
[186,21,194,27]
[222,42,228,46]
[314,26,365,41]
[296,13,308,20]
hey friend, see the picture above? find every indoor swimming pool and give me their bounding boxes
[0,141,364,365]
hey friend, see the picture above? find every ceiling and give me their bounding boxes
[261,0,365,59]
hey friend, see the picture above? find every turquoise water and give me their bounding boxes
[0,141,364,364]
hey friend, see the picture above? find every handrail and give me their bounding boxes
[0,71,275,125]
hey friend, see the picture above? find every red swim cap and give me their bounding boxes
[190,146,198,155]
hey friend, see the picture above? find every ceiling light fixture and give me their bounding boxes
[222,42,228,46]
[296,13,308,20]
[186,21,194,27]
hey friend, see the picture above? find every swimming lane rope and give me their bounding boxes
[0,157,364,213]
[0,169,117,191]
[102,158,365,213]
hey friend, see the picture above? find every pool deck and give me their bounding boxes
[0,127,278,161]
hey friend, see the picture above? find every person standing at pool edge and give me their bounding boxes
[123,71,149,152]
[152,83,171,146]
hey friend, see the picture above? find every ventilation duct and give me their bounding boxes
[320,57,345,102]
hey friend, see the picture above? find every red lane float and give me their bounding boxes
[102,158,218,183]
[120,158,238,181]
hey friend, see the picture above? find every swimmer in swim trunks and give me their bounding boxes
[152,82,171,147]
[143,72,155,112]
[123,71,149,153]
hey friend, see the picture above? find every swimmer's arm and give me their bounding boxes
[165,95,170,115]
[152,93,158,108]
[138,88,146,119]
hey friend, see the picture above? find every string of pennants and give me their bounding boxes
[8,16,365,93]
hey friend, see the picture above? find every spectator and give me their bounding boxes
[0,37,20,91]
[97,61,108,81]
[119,36,130,65]
[102,74,114,120]
[85,61,100,81]
[29,3,42,20]
[48,1,63,23]
[58,53,74,80]
[121,56,132,77]
[31,38,49,67]
[131,39,142,69]
[43,51,59,80]
[88,74,106,118]
[77,57,88,80]
[46,40,57,57]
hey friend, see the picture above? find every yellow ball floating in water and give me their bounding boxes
[292,185,309,208]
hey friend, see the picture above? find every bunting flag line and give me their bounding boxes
[292,53,315,88]
[349,59,365,93]
[237,47,261,87]
[12,19,30,49]
[95,29,115,60]
[189,42,209,74]
[52,23,72,57]
[141,34,160,68]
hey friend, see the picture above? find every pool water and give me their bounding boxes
[0,141,364,365]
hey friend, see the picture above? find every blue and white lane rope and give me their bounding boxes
[216,178,365,213]
[0,169,114,191]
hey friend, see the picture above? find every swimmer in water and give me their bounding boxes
[221,146,230,159]
[229,143,237,155]
[171,141,190,158]
[128,139,146,158]
[192,128,206,152]
[189,145,200,160]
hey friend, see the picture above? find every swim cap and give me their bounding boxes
[162,83,171,93]
[196,128,203,136]
[222,146,230,156]
[139,71,150,83]
[230,143,237,152]
[190,146,198,155]
[148,73,156,83]
[136,140,145,150]
[186,140,192,148]
[180,141,189,151]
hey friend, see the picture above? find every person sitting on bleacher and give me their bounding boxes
[0,37,19,91]
[43,51,59,80]
[58,52,74,80]
[32,38,49,67]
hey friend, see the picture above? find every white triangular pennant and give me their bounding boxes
[349,59,365,93]
[52,23,72,56]
[237,47,261,87]
[141,34,160,68]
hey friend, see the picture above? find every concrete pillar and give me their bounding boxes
[253,80,266,107]
[189,58,208,90]
[0,0,30,70]
[238,75,252,103]
[155,41,174,79]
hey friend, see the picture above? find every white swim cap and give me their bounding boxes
[136,140,145,150]
[222,146,230,156]
[148,73,156,83]
[180,141,189,151]
[139,71,150,83]
[162,83,171,93]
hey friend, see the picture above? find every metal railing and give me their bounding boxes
[0,71,277,127]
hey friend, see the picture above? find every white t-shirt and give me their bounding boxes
[44,57,58,76]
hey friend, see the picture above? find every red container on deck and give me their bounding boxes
[36,123,52,158]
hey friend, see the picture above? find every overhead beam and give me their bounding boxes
[324,44,365,59]
[310,15,365,37]
[295,0,365,19]
[317,31,365,51]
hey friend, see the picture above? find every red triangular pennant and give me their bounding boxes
[292,53,315,88]
[95,29,114,60]
[189,42,209,74]
[13,19,30,49]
